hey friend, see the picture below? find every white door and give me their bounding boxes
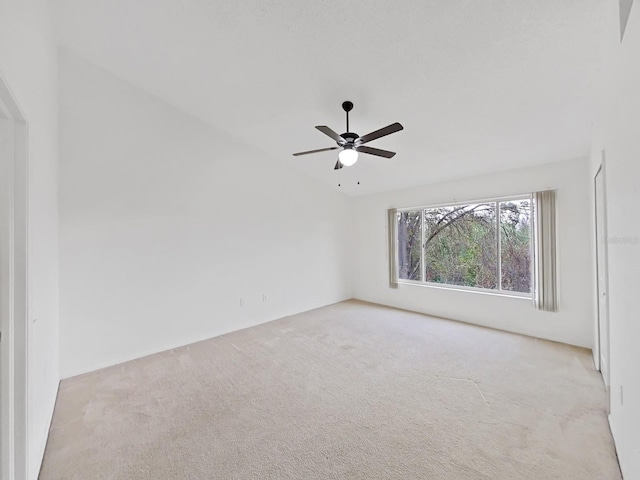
[594,164,610,404]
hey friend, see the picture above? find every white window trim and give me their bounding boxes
[396,194,533,298]
[397,194,531,213]
[398,279,532,299]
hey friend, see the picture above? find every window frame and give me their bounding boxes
[396,194,534,298]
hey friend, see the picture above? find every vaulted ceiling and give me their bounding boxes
[56,0,604,196]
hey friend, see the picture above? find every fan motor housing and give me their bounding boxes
[340,132,360,145]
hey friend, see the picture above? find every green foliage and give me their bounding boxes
[499,201,531,292]
[424,203,497,289]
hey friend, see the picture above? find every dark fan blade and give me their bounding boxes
[334,160,343,170]
[292,146,340,157]
[316,126,346,144]
[357,145,396,158]
[358,122,403,144]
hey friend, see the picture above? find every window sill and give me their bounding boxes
[397,280,532,300]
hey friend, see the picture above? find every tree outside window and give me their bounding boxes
[397,197,531,294]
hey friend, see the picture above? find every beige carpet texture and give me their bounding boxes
[40,301,621,479]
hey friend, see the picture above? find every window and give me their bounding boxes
[397,197,532,295]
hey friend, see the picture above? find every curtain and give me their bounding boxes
[533,190,558,312]
[387,208,399,289]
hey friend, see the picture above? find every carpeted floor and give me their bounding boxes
[40,301,621,479]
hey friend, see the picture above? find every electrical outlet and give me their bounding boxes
[239,298,244,307]
[262,294,267,302]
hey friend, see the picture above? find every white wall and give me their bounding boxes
[58,50,353,378]
[353,157,594,348]
[0,1,60,479]
[593,1,640,477]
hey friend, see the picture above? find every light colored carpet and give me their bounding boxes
[40,300,621,479]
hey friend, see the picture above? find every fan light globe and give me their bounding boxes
[339,148,358,166]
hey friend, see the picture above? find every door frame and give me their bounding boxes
[0,71,29,480]
[594,154,611,399]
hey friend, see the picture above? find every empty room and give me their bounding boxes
[1,0,639,479]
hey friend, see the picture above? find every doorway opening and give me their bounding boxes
[0,72,29,480]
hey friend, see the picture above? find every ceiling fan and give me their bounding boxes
[292,101,404,170]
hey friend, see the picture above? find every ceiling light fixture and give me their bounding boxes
[338,147,358,166]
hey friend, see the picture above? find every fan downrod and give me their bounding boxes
[342,101,354,134]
